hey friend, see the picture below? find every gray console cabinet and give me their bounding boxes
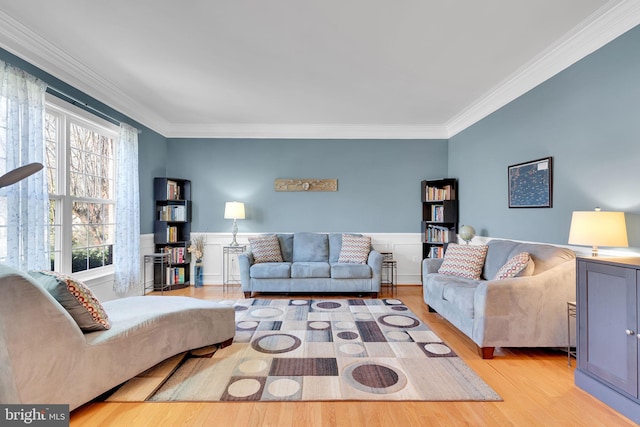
[575,257,639,424]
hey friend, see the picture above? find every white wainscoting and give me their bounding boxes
[84,235,155,302]
[140,232,426,287]
[95,233,640,302]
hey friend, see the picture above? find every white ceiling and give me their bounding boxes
[0,1,639,139]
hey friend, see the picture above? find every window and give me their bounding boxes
[45,96,118,274]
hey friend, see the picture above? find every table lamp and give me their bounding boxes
[224,201,245,246]
[568,207,628,256]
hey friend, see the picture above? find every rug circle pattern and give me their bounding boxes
[143,298,501,403]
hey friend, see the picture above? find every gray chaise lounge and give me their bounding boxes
[0,264,236,410]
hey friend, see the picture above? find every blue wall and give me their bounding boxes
[5,21,640,245]
[164,138,448,233]
[138,133,168,229]
[0,47,448,236]
[449,24,640,248]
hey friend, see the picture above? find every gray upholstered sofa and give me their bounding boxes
[422,239,576,359]
[0,264,236,410]
[238,232,383,298]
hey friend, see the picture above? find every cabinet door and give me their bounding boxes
[577,260,638,398]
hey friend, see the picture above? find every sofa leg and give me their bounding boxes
[219,337,233,349]
[479,347,495,359]
[427,305,436,313]
[243,291,251,298]
[371,292,378,299]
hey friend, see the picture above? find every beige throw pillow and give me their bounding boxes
[437,243,489,280]
[249,235,284,263]
[338,234,371,264]
[29,270,111,332]
[493,252,535,280]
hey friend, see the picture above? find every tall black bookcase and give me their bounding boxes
[421,178,459,259]
[153,177,191,289]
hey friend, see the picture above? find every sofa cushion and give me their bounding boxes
[442,280,480,319]
[438,243,488,280]
[277,234,295,262]
[291,262,331,278]
[29,270,111,332]
[331,263,372,279]
[250,262,292,279]
[483,239,575,279]
[337,234,371,264]
[249,235,284,263]
[293,232,329,262]
[493,252,535,280]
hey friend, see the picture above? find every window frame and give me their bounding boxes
[45,94,119,280]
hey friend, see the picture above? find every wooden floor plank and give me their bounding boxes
[70,285,638,427]
[105,353,187,402]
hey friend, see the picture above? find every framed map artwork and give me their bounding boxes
[508,157,552,208]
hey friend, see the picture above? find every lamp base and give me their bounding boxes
[229,219,239,246]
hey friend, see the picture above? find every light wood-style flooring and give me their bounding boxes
[70,285,636,426]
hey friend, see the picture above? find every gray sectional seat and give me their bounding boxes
[238,232,383,298]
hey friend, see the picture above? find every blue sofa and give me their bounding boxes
[238,232,383,298]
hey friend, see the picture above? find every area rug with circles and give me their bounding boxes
[116,298,501,402]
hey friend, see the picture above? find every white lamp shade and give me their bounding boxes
[568,210,628,248]
[224,201,245,220]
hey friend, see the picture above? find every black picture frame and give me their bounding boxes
[508,157,553,208]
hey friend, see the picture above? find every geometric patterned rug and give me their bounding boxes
[144,299,501,402]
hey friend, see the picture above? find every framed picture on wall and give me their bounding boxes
[508,157,553,208]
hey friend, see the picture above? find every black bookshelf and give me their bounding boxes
[153,177,192,289]
[421,178,459,259]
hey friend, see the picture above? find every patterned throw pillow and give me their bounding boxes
[249,235,284,263]
[493,252,535,280]
[29,270,111,332]
[338,234,371,264]
[437,243,489,280]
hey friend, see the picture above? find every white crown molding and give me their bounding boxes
[163,123,449,139]
[0,11,169,134]
[446,0,640,138]
[0,14,444,139]
[1,3,639,140]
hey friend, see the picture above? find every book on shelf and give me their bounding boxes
[162,246,186,264]
[165,266,186,285]
[429,246,444,258]
[424,184,455,201]
[166,180,181,200]
[158,205,186,221]
[425,225,451,243]
[166,226,179,243]
[430,205,444,222]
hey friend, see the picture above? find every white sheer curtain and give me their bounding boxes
[113,123,140,294]
[0,60,49,271]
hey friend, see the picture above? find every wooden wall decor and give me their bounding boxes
[274,179,338,192]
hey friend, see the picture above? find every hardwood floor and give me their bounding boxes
[70,285,636,427]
